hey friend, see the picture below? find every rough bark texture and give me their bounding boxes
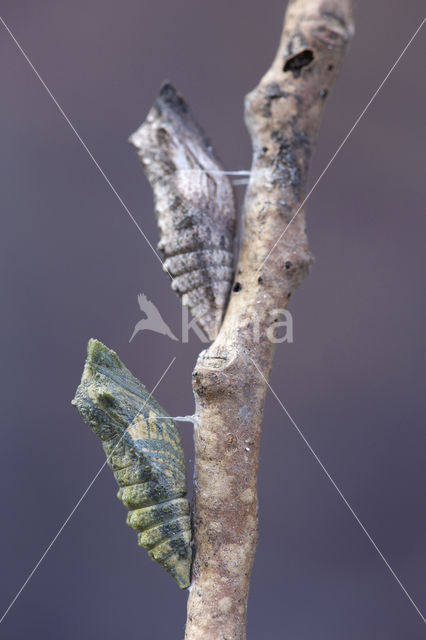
[185,1,354,638]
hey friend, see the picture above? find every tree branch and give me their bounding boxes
[185,2,354,638]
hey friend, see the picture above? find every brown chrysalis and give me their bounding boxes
[130,83,236,341]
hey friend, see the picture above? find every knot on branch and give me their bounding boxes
[283,8,353,58]
[282,249,313,285]
[192,348,260,404]
[192,349,238,400]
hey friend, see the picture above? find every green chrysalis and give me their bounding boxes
[72,339,192,589]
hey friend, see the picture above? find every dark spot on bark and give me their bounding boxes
[233,282,242,292]
[285,261,292,269]
[220,234,226,249]
[320,88,328,99]
[262,82,290,117]
[262,146,268,153]
[273,134,301,192]
[257,276,263,283]
[328,64,334,71]
[287,292,292,298]
[293,129,310,149]
[266,82,288,98]
[262,104,272,118]
[283,49,314,78]
[277,202,293,222]
[225,433,237,449]
[238,268,243,275]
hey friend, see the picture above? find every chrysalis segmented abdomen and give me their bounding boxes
[72,339,192,589]
[130,83,236,340]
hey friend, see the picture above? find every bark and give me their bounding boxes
[185,1,354,639]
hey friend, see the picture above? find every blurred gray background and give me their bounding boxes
[0,1,425,638]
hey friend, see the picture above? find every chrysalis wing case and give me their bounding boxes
[72,339,192,589]
[130,83,236,341]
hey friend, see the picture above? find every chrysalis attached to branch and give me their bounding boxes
[72,339,192,589]
[130,83,236,341]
